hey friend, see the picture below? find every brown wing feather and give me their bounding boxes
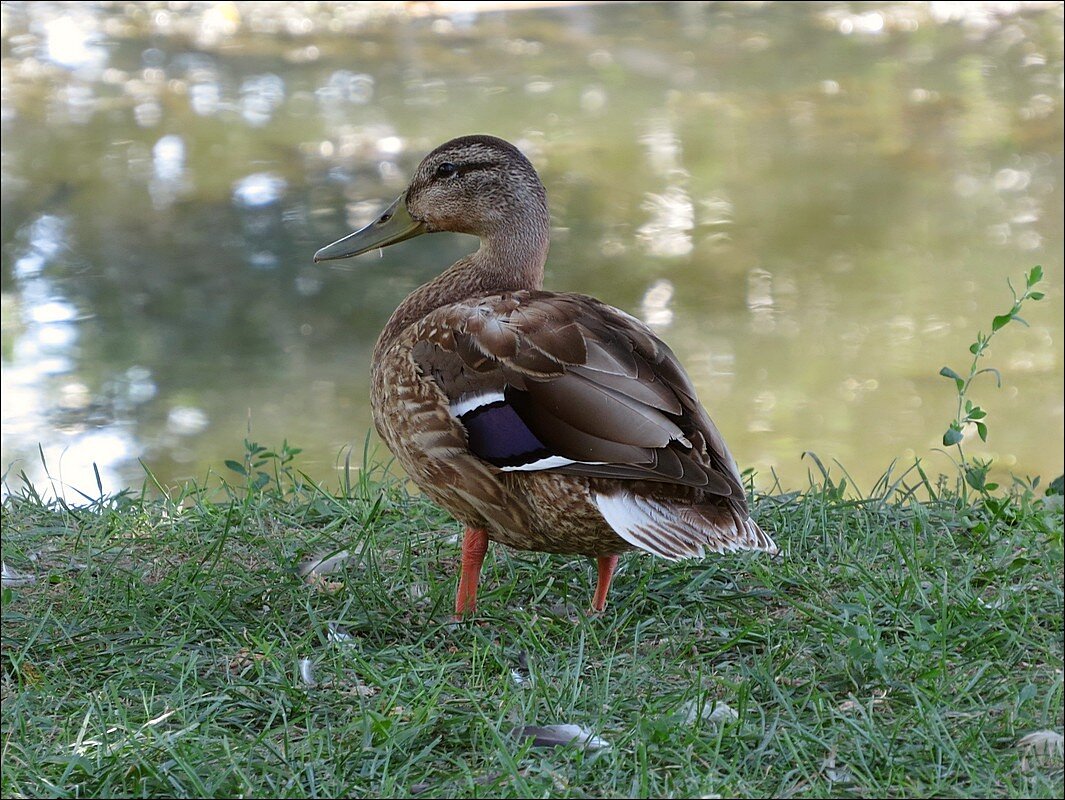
[412,290,746,504]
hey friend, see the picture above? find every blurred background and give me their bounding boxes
[1,1,1062,498]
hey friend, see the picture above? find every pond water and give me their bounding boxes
[2,1,1062,498]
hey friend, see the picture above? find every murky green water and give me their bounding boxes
[2,2,1062,497]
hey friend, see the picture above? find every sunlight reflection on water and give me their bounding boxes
[1,1,1062,500]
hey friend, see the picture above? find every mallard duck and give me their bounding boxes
[315,135,777,617]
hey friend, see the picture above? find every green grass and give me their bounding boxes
[1,455,1062,798]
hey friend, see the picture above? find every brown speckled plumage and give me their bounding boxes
[316,135,776,613]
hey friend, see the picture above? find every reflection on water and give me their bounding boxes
[1,1,1062,499]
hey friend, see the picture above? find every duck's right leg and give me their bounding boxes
[453,527,490,619]
[590,554,619,613]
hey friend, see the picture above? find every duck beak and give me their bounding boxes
[313,194,426,262]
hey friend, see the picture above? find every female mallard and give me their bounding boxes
[315,135,776,617]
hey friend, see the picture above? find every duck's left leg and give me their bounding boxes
[454,527,489,619]
[590,555,619,612]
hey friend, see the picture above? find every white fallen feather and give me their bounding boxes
[2,562,36,587]
[298,549,351,580]
[327,622,356,646]
[298,658,317,687]
[682,699,739,726]
[510,669,532,688]
[513,724,610,750]
[1017,730,1064,771]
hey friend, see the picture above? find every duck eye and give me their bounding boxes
[435,162,458,179]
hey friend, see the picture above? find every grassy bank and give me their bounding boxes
[1,455,1063,798]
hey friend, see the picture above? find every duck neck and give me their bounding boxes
[473,213,550,292]
[375,214,550,357]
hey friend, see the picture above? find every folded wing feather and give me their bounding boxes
[411,291,743,495]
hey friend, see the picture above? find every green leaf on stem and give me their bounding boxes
[992,314,1012,332]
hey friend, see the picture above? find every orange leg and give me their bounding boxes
[454,527,489,619]
[590,555,619,613]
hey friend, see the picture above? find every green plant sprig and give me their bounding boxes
[225,437,304,493]
[938,265,1045,495]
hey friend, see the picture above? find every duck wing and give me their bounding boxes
[411,290,747,498]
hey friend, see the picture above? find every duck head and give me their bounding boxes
[313,134,549,262]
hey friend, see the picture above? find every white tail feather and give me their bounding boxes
[594,491,777,560]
